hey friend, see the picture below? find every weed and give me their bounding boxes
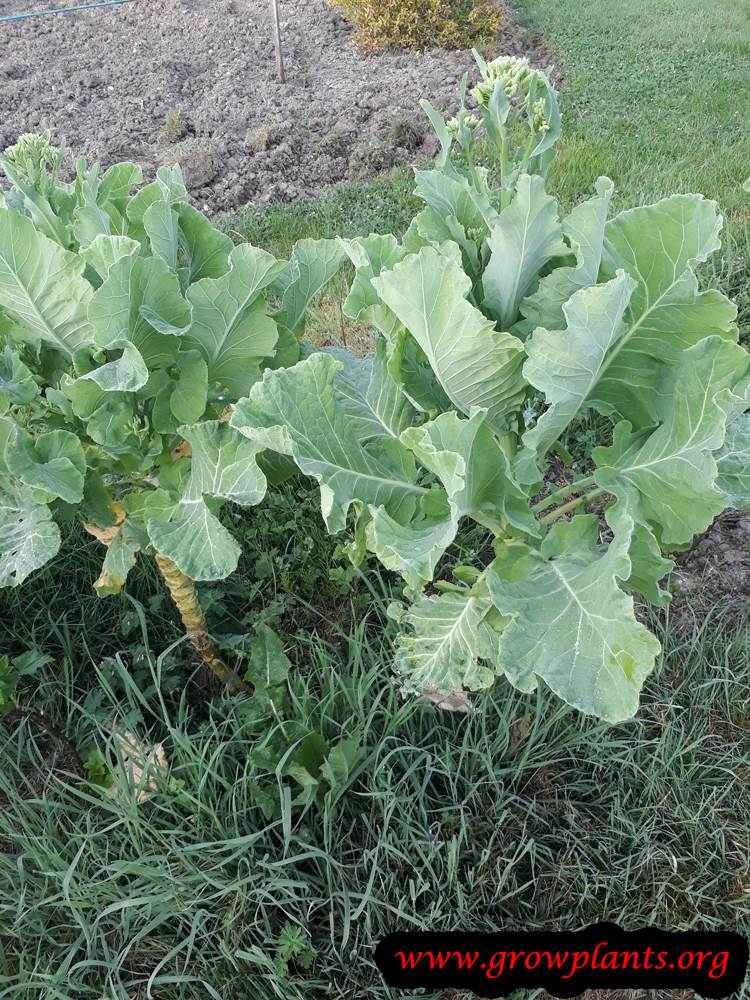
[162,106,186,143]
[390,117,424,151]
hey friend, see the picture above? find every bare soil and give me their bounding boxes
[0,0,548,212]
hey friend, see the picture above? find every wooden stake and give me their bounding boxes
[270,0,285,83]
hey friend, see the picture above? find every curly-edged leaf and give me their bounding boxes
[0,208,93,356]
[183,243,283,397]
[76,341,149,393]
[2,422,86,503]
[483,173,568,331]
[373,246,526,433]
[593,194,738,426]
[147,498,240,581]
[402,408,538,537]
[123,487,177,528]
[177,203,233,284]
[716,413,750,510]
[231,352,423,533]
[386,327,452,415]
[144,197,180,272]
[605,498,673,608]
[393,585,502,695]
[369,409,537,591]
[519,176,614,334]
[0,345,38,414]
[523,271,636,456]
[0,486,60,587]
[341,234,407,337]
[80,234,140,283]
[488,514,661,723]
[169,350,208,424]
[367,488,457,592]
[321,337,416,442]
[277,238,344,333]
[594,337,750,547]
[85,396,140,453]
[125,166,187,235]
[89,253,191,367]
[94,522,141,596]
[180,420,267,506]
[414,167,496,233]
[411,168,496,280]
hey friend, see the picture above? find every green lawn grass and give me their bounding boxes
[2,593,748,998]
[516,0,750,221]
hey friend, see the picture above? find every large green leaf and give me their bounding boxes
[169,350,208,424]
[367,489,458,592]
[410,168,496,281]
[368,409,536,591]
[125,166,187,236]
[147,498,240,582]
[183,243,283,397]
[401,409,537,537]
[177,203,233,284]
[2,421,86,503]
[0,486,60,586]
[0,346,38,414]
[716,413,750,510]
[593,194,738,426]
[519,176,614,333]
[605,498,673,608]
[414,166,497,233]
[79,234,140,283]
[277,238,344,333]
[483,173,568,330]
[594,337,750,547]
[373,246,526,433]
[392,585,503,695]
[487,514,661,723]
[523,271,636,456]
[76,341,149,393]
[321,338,416,443]
[342,234,408,337]
[144,197,180,272]
[0,208,93,356]
[231,352,424,533]
[89,253,191,367]
[180,420,267,506]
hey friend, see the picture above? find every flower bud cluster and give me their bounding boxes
[471,55,533,108]
[530,97,551,134]
[446,114,481,141]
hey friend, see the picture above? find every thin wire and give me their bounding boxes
[0,0,136,24]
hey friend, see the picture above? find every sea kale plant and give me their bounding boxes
[231,54,750,722]
[0,132,343,689]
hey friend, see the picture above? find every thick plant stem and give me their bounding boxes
[539,488,605,525]
[154,554,249,694]
[532,474,597,514]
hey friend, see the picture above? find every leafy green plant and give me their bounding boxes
[0,648,50,716]
[230,55,750,722]
[274,922,316,979]
[241,625,364,818]
[330,0,503,52]
[0,132,343,689]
